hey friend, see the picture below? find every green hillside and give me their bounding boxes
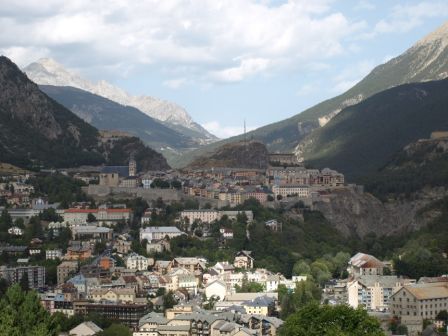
[303,79,448,180]
[40,85,197,151]
[173,21,448,168]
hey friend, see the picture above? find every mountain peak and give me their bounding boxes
[415,21,448,47]
[23,58,216,140]
[35,57,65,70]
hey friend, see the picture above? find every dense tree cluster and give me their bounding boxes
[280,304,385,336]
[0,284,58,336]
[29,173,90,207]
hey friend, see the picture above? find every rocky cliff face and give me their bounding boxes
[0,56,170,171]
[187,140,269,170]
[313,187,446,238]
[0,56,103,168]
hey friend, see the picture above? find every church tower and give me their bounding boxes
[129,154,137,177]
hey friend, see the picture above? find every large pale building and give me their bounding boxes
[390,282,448,321]
[89,288,136,303]
[347,275,414,311]
[271,185,309,198]
[139,227,184,242]
[0,265,45,289]
[180,210,254,224]
[63,207,132,226]
[180,210,220,224]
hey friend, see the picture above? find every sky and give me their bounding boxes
[1,0,448,138]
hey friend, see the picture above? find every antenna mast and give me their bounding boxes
[244,119,247,149]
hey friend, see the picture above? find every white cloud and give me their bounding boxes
[202,121,258,139]
[209,57,271,83]
[361,1,448,39]
[0,0,365,84]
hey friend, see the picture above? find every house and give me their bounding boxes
[7,226,23,236]
[57,261,79,285]
[220,228,234,239]
[242,295,275,316]
[349,253,385,277]
[135,312,168,336]
[239,314,283,336]
[223,292,278,306]
[147,239,171,254]
[170,258,206,275]
[65,246,92,261]
[68,274,87,296]
[114,240,132,255]
[126,253,153,271]
[205,280,227,301]
[154,260,171,274]
[69,321,103,336]
[89,288,136,303]
[265,220,281,232]
[213,262,235,274]
[178,274,198,296]
[46,249,63,260]
[234,251,254,269]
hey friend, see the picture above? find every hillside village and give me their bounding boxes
[0,147,447,336]
[1,8,448,336]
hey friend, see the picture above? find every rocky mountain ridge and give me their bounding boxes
[24,58,216,143]
[0,56,169,171]
[39,85,198,154]
[174,20,448,168]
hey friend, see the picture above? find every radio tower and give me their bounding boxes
[244,119,247,150]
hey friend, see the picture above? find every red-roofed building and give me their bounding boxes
[349,252,385,277]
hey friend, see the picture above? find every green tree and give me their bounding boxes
[26,216,43,240]
[19,272,29,292]
[39,209,63,222]
[310,260,332,286]
[87,213,97,223]
[163,291,177,310]
[292,261,311,276]
[0,208,12,232]
[97,323,131,336]
[280,304,385,336]
[0,284,58,336]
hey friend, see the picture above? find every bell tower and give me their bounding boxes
[129,154,137,177]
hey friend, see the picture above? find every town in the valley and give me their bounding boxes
[0,152,444,336]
